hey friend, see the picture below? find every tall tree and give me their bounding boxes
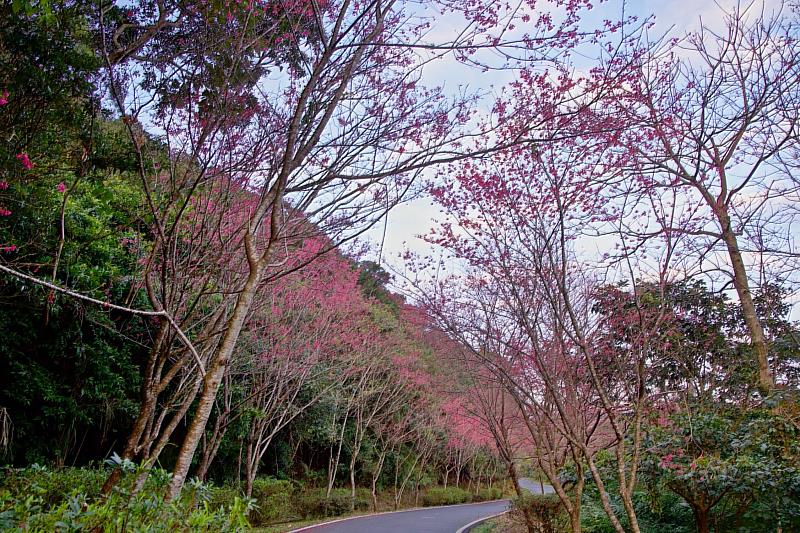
[605,2,800,392]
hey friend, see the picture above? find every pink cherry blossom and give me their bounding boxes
[57,182,66,193]
[16,152,33,170]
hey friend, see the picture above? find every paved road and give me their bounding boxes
[518,478,555,495]
[295,500,509,533]
[293,479,554,533]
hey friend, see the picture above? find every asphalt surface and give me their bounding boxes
[296,500,509,533]
[295,479,555,533]
[518,478,555,495]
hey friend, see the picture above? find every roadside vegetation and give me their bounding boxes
[1,0,798,532]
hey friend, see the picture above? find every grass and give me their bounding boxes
[470,513,522,533]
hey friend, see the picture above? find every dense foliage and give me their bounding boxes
[2,1,799,532]
[0,1,508,529]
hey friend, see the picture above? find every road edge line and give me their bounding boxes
[455,510,510,533]
[287,498,510,532]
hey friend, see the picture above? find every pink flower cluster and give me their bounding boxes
[659,450,688,475]
[0,89,8,106]
[659,453,676,468]
[16,152,33,170]
[0,245,16,252]
[0,208,11,216]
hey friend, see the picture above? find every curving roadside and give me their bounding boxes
[289,499,510,533]
[288,478,555,532]
[518,478,555,495]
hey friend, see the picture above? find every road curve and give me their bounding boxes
[290,478,553,533]
[292,500,510,533]
[518,478,555,495]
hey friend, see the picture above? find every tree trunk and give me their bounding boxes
[693,506,710,533]
[101,323,169,495]
[195,413,227,481]
[508,463,538,533]
[245,435,257,498]
[585,456,626,533]
[165,266,262,501]
[327,410,349,498]
[370,447,388,511]
[350,468,357,511]
[569,512,582,533]
[195,436,218,482]
[719,218,774,392]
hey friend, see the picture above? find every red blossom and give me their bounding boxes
[16,152,33,170]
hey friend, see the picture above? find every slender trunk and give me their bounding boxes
[349,468,356,511]
[719,219,773,392]
[245,467,256,499]
[195,431,223,481]
[166,266,262,501]
[236,439,243,488]
[101,393,156,494]
[508,463,537,533]
[348,429,362,511]
[585,456,626,533]
[327,410,349,498]
[393,460,400,510]
[394,452,420,510]
[245,435,257,498]
[101,325,168,495]
[195,400,230,481]
[458,450,465,487]
[371,449,387,512]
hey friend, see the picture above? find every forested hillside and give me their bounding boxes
[0,2,504,529]
[1,0,799,532]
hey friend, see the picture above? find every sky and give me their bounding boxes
[361,0,792,299]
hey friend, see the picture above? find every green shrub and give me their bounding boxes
[208,485,244,516]
[0,465,252,532]
[248,477,296,525]
[474,487,503,502]
[0,464,106,507]
[422,487,472,506]
[295,488,370,519]
[513,493,568,533]
[354,487,373,510]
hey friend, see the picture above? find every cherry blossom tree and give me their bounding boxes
[3,0,629,500]
[404,76,688,528]
[603,2,800,392]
